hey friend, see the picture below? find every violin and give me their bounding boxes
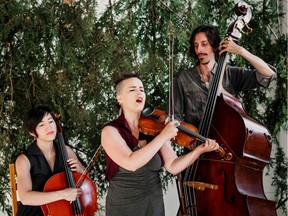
[139,107,232,160]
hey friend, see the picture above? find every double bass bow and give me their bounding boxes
[178,2,277,216]
[41,114,98,216]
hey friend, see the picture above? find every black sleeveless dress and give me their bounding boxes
[16,141,65,216]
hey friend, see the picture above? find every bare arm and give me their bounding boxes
[160,139,219,175]
[219,39,275,77]
[15,154,82,206]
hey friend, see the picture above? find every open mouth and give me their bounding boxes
[136,97,143,103]
[198,53,207,58]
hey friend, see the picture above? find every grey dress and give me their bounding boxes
[105,146,164,216]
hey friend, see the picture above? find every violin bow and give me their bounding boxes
[168,33,175,122]
[168,32,189,215]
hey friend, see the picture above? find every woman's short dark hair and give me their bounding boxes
[189,25,221,60]
[23,106,56,137]
[114,72,140,88]
[114,72,140,109]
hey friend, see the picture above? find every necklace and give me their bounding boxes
[198,66,210,88]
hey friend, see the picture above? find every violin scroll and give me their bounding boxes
[216,147,232,161]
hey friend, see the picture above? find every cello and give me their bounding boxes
[41,115,98,216]
[178,2,277,216]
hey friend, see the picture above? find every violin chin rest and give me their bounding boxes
[142,107,154,116]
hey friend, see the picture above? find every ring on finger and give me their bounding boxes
[174,121,180,127]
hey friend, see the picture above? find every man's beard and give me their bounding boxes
[199,58,210,65]
[198,54,210,65]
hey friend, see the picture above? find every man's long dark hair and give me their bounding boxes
[189,25,221,60]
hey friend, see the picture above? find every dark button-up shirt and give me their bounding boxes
[173,63,277,127]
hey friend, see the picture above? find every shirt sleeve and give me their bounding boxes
[223,64,277,95]
[255,64,277,87]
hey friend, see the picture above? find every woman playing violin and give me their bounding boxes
[15,106,84,216]
[101,72,219,216]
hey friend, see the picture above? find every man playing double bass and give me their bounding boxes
[173,24,277,215]
[174,24,276,128]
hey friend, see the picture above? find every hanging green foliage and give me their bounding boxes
[0,0,286,215]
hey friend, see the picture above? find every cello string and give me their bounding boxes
[58,131,83,214]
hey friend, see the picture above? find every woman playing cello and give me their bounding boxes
[15,106,84,216]
[101,72,219,216]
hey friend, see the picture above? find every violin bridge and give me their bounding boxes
[184,181,218,191]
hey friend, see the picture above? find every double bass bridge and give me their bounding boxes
[184,181,218,191]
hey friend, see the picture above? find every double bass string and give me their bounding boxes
[159,2,253,215]
[183,55,227,215]
[185,39,230,216]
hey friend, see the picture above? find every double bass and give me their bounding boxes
[177,2,277,216]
